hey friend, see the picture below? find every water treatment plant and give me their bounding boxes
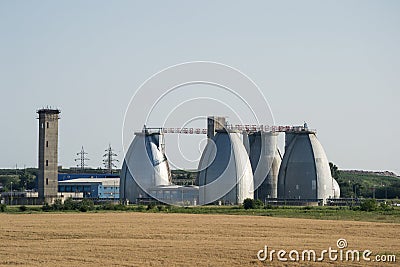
[120,116,341,206]
[1,109,342,206]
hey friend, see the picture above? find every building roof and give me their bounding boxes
[59,178,119,186]
[37,108,61,114]
[58,173,119,181]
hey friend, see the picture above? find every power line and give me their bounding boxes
[75,146,89,172]
[103,144,118,173]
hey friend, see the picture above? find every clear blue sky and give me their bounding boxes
[0,1,399,173]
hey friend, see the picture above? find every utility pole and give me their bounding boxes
[103,144,118,173]
[75,146,89,172]
[10,181,13,205]
[383,184,388,199]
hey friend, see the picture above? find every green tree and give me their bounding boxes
[360,199,378,212]
[18,172,36,190]
[0,175,19,192]
[329,162,340,180]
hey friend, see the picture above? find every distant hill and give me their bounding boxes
[342,170,398,177]
[336,170,400,199]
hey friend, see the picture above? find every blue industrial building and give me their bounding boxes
[58,177,120,200]
[58,173,119,181]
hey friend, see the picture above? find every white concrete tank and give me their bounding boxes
[197,130,254,205]
[278,131,340,202]
[120,130,170,203]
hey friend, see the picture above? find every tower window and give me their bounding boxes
[46,178,49,185]
[47,122,49,128]
[46,141,48,147]
[46,160,48,166]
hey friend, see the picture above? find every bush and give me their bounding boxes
[243,198,264,210]
[157,205,165,212]
[44,198,95,212]
[28,206,42,212]
[136,205,145,212]
[146,203,156,210]
[42,203,51,211]
[379,202,394,211]
[0,204,6,212]
[19,205,27,212]
[78,199,94,212]
[52,199,63,211]
[254,199,264,209]
[63,197,77,210]
[79,205,88,212]
[243,198,253,209]
[101,203,128,211]
[360,199,378,212]
[264,204,273,209]
[100,203,115,210]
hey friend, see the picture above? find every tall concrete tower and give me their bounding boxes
[37,108,60,204]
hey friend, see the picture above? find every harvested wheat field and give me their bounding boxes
[0,213,398,266]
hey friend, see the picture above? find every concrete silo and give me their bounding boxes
[278,127,340,203]
[197,130,254,205]
[120,128,171,204]
[248,131,281,200]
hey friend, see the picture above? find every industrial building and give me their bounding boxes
[147,185,199,206]
[120,116,340,206]
[1,189,84,205]
[58,173,119,181]
[58,178,120,200]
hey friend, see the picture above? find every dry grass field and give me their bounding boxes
[0,213,398,266]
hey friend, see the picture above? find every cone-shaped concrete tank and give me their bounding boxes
[248,132,281,200]
[278,130,340,202]
[197,130,254,205]
[333,178,340,198]
[120,130,170,204]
